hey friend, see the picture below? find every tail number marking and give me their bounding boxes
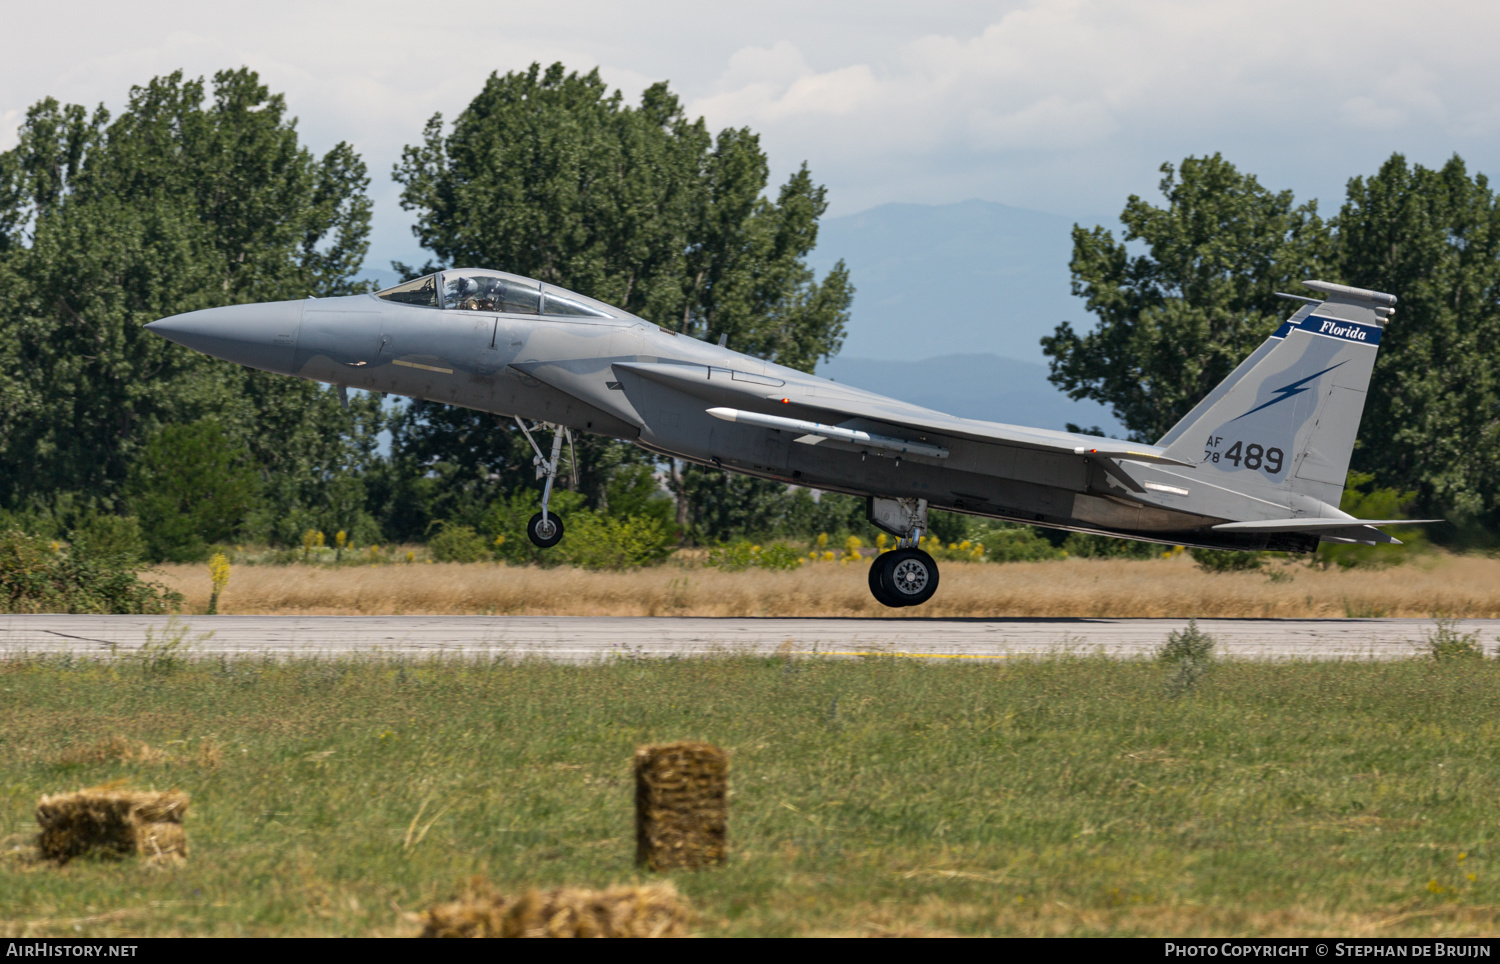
[1204,437,1283,475]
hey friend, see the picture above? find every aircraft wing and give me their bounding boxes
[614,361,1194,467]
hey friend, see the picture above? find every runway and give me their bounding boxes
[1,614,1493,662]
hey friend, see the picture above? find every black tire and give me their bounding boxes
[527,511,565,548]
[878,548,939,607]
[868,552,905,608]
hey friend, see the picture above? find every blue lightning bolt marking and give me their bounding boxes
[1230,361,1346,421]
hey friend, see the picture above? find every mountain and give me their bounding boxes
[818,353,1121,436]
[806,199,1102,366]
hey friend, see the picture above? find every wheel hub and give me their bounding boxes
[891,559,929,595]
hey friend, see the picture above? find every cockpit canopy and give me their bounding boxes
[376,269,615,319]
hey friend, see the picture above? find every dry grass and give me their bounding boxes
[56,736,223,771]
[420,879,690,938]
[156,552,1500,618]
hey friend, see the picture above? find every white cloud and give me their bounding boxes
[693,0,1499,150]
[3,1,1498,255]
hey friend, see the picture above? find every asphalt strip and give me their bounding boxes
[2,615,1494,662]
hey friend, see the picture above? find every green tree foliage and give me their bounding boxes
[426,523,492,564]
[1335,155,1500,532]
[0,528,179,613]
[126,420,261,562]
[1062,532,1163,559]
[1043,154,1331,442]
[71,513,146,566]
[971,524,1067,562]
[0,69,381,536]
[389,63,853,542]
[553,513,675,570]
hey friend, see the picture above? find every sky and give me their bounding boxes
[3,0,1498,275]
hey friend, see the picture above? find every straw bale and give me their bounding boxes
[35,788,189,863]
[420,881,688,938]
[634,742,728,870]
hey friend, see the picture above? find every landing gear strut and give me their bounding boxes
[516,418,574,549]
[866,497,940,608]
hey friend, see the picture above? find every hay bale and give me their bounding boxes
[35,787,189,864]
[420,881,689,938]
[634,742,727,871]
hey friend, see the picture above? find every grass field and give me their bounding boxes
[3,654,1498,937]
[155,552,1500,618]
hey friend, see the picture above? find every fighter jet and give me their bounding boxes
[146,269,1435,608]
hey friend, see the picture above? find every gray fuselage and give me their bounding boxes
[268,291,1296,552]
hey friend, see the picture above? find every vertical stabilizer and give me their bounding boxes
[1159,281,1395,508]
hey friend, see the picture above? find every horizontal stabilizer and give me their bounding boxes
[1211,518,1440,532]
[1213,517,1441,547]
[1074,445,1195,468]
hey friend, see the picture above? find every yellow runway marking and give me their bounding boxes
[793,650,1012,660]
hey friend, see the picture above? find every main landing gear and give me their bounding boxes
[515,418,574,549]
[866,497,940,608]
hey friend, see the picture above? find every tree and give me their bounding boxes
[1335,155,1500,532]
[1043,154,1332,442]
[126,420,261,561]
[390,63,853,534]
[0,69,380,536]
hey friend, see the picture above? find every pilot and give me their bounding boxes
[453,276,480,310]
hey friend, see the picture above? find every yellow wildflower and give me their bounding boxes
[209,552,231,595]
[207,551,230,615]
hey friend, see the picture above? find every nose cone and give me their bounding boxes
[146,300,305,375]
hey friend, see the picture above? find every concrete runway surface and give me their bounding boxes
[2,615,1495,662]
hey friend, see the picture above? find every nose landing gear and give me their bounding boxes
[515,417,575,549]
[866,496,940,608]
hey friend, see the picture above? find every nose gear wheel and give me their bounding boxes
[527,511,565,548]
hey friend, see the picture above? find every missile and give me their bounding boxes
[705,407,949,459]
